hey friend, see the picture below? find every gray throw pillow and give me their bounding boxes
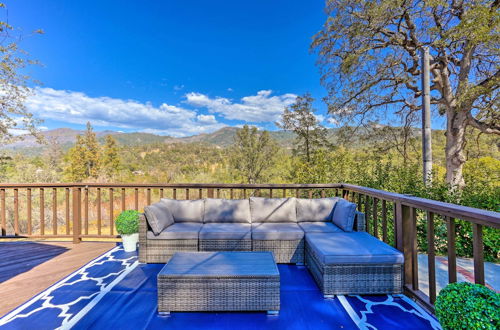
[160,198,204,223]
[250,197,297,223]
[203,198,251,223]
[144,202,174,235]
[331,198,357,232]
[296,197,339,222]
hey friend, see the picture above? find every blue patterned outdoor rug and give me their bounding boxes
[0,246,440,329]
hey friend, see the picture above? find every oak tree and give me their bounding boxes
[312,0,499,187]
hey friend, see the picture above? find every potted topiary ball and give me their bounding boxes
[115,210,140,252]
[435,282,500,330]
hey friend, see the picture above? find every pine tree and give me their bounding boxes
[63,135,87,181]
[102,135,120,179]
[277,93,329,163]
[63,122,101,181]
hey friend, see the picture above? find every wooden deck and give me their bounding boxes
[0,241,115,316]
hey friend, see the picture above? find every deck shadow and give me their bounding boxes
[0,242,69,283]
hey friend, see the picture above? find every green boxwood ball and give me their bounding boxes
[115,210,140,235]
[435,282,500,330]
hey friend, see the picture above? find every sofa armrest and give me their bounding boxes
[138,213,148,263]
[353,211,366,232]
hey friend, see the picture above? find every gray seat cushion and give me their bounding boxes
[296,197,339,222]
[144,202,174,235]
[299,222,343,234]
[331,198,357,232]
[250,197,297,223]
[203,199,251,223]
[199,223,252,240]
[146,222,202,240]
[252,223,304,240]
[306,232,404,264]
[160,198,204,223]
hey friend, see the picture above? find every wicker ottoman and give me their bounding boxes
[305,232,404,297]
[157,251,280,315]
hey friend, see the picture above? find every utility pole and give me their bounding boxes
[421,47,432,186]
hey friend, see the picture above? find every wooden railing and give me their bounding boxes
[1,182,499,312]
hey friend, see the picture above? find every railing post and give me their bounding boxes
[72,187,81,244]
[207,188,214,198]
[472,223,485,285]
[0,188,5,236]
[395,203,414,287]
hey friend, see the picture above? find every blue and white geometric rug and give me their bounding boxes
[0,246,441,330]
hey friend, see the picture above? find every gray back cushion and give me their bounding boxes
[203,198,251,223]
[160,198,204,223]
[296,197,339,222]
[250,197,297,223]
[144,202,174,235]
[332,198,357,232]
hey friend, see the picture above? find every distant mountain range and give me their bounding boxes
[0,127,303,154]
[1,126,461,156]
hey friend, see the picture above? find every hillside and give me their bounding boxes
[1,126,300,153]
[2,126,498,158]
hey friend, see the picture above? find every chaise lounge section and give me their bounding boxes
[306,232,404,297]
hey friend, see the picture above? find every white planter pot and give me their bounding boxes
[121,233,139,252]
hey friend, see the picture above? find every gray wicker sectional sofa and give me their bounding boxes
[139,196,404,296]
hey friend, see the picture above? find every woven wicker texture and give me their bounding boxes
[252,239,304,264]
[199,239,252,251]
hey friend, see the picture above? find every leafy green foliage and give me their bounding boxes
[435,282,500,330]
[115,210,139,235]
[228,125,280,183]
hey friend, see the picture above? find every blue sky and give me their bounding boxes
[6,0,333,136]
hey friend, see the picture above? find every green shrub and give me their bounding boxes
[435,282,500,330]
[115,210,139,235]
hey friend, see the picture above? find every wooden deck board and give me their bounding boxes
[0,241,115,316]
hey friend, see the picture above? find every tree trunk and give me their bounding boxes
[445,109,467,188]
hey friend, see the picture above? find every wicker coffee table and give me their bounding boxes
[157,251,280,315]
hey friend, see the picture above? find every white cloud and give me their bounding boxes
[26,87,224,137]
[184,90,297,122]
[196,114,218,124]
[227,88,233,92]
[314,114,325,123]
[327,117,339,126]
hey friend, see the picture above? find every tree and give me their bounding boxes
[63,122,101,181]
[229,125,279,183]
[102,134,120,179]
[277,93,329,162]
[0,3,43,146]
[44,137,64,170]
[312,0,500,188]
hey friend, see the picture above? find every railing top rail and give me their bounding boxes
[0,183,343,189]
[0,182,497,227]
[341,184,500,228]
